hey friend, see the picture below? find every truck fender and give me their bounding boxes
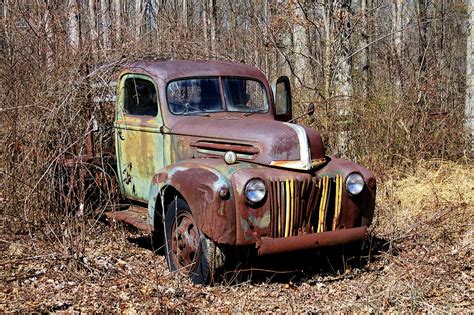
[316,156,377,227]
[147,160,237,245]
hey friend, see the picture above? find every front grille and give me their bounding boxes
[268,175,343,238]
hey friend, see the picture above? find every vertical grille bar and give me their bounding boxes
[305,178,318,233]
[270,180,275,237]
[280,181,285,238]
[289,179,294,237]
[317,176,329,233]
[275,180,280,237]
[285,180,288,237]
[332,175,343,230]
[293,180,300,236]
[298,180,307,235]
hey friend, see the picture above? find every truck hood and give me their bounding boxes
[170,117,325,171]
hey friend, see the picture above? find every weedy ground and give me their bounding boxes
[1,160,472,312]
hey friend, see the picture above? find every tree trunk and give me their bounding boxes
[331,0,353,156]
[182,0,188,30]
[263,0,269,75]
[466,1,474,146]
[67,0,80,51]
[44,8,54,69]
[112,0,121,44]
[292,1,312,88]
[89,0,98,44]
[359,0,370,98]
[135,0,142,39]
[322,2,332,99]
[392,0,403,100]
[333,0,352,107]
[415,0,429,106]
[209,0,217,57]
[100,0,111,50]
[417,0,428,72]
[202,0,208,55]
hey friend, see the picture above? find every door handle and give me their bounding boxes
[117,129,125,141]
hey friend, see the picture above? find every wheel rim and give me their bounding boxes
[170,210,201,273]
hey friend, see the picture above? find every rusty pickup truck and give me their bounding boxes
[104,60,376,284]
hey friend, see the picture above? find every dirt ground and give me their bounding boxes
[1,160,472,312]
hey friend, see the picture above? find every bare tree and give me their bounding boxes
[182,0,188,30]
[135,0,143,38]
[292,1,313,88]
[416,0,429,104]
[89,0,98,44]
[100,0,112,50]
[44,4,54,68]
[322,1,333,99]
[332,0,353,103]
[112,0,121,44]
[202,0,208,55]
[209,0,217,57]
[358,0,370,98]
[392,0,403,100]
[67,0,80,50]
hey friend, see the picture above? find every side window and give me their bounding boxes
[123,77,158,116]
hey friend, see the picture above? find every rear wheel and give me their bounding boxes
[164,198,223,284]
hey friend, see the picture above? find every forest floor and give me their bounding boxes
[1,160,472,312]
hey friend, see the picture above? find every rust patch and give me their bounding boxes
[257,226,368,255]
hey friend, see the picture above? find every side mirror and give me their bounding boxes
[306,103,315,116]
[272,76,292,122]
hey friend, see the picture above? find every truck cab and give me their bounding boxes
[109,60,376,283]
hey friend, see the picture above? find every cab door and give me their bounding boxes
[114,74,164,202]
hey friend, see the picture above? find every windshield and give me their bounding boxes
[223,78,268,112]
[166,77,268,115]
[167,78,223,114]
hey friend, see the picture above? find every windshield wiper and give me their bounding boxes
[182,112,210,117]
[180,102,210,116]
[243,109,265,116]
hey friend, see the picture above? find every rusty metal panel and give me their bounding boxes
[148,159,250,245]
[316,157,377,228]
[231,167,312,244]
[257,226,368,255]
[105,205,152,232]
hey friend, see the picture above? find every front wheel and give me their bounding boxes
[164,198,224,284]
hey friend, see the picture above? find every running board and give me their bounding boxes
[105,205,153,232]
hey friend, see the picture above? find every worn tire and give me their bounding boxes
[164,198,224,284]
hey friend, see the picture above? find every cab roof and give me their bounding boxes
[123,60,268,83]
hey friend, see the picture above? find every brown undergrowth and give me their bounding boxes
[1,160,472,312]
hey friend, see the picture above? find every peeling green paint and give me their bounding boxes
[115,74,167,202]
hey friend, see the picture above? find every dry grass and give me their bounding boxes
[1,160,472,312]
[377,160,473,234]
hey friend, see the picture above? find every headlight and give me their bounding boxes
[244,179,266,204]
[346,173,364,195]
